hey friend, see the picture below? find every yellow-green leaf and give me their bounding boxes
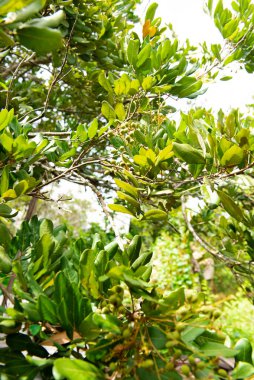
[2,189,17,200]
[155,143,174,165]
[88,118,98,139]
[220,145,243,166]
[98,71,113,93]
[14,180,29,196]
[0,165,9,196]
[117,191,140,208]
[173,142,205,164]
[101,101,116,120]
[108,204,134,216]
[115,103,126,121]
[217,190,244,222]
[142,76,154,91]
[143,209,168,220]
[134,155,148,166]
[114,178,138,198]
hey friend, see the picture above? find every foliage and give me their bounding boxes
[217,292,254,346]
[152,231,194,290]
[0,0,254,379]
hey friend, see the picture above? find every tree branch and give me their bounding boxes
[181,196,241,266]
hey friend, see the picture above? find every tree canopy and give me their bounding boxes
[1,0,254,379]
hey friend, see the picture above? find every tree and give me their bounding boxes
[0,0,254,379]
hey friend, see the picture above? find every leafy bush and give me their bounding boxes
[1,0,254,379]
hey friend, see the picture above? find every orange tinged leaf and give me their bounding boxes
[143,20,151,38]
[142,20,157,38]
[149,26,157,37]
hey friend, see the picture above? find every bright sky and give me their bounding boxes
[138,0,254,112]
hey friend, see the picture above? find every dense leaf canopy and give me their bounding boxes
[1,0,254,379]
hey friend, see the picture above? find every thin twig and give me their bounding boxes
[27,15,78,124]
[181,196,241,266]
[5,54,30,109]
[75,173,125,250]
[33,158,102,191]
[0,283,14,305]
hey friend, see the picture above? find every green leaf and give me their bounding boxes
[0,222,11,250]
[108,204,134,216]
[145,3,158,21]
[142,76,154,91]
[0,203,18,218]
[0,245,12,273]
[131,251,153,271]
[155,143,174,164]
[211,43,221,61]
[171,77,203,98]
[129,79,140,94]
[127,235,142,263]
[235,338,253,364]
[0,28,14,47]
[26,10,65,28]
[115,103,126,121]
[143,209,167,220]
[29,324,41,336]
[127,39,140,66]
[232,362,254,379]
[134,130,147,145]
[161,39,171,61]
[101,101,116,120]
[162,287,185,310]
[148,326,167,349]
[98,71,113,93]
[2,189,17,200]
[59,147,76,162]
[0,109,9,131]
[53,358,102,380]
[220,76,232,81]
[137,44,151,68]
[223,19,238,38]
[18,27,62,55]
[217,190,244,222]
[114,178,138,198]
[200,342,238,357]
[6,333,32,351]
[92,313,121,334]
[0,0,46,20]
[37,294,58,324]
[13,180,29,196]
[117,191,140,208]
[181,326,205,344]
[173,142,205,164]
[0,165,9,196]
[220,145,243,166]
[40,219,53,237]
[134,155,148,166]
[88,118,98,139]
[0,132,13,152]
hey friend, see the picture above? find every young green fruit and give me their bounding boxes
[217,369,228,377]
[181,364,190,375]
[196,361,205,369]
[165,362,174,370]
[139,359,154,368]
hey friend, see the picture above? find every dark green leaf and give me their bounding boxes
[148,326,167,349]
[18,27,62,55]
